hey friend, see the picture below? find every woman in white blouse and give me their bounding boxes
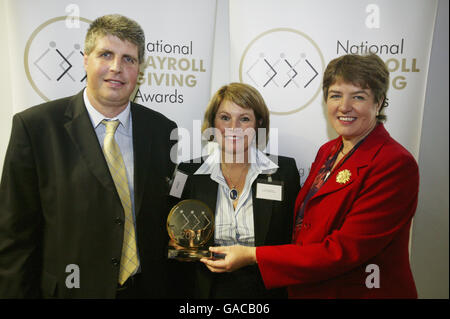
[176,83,300,298]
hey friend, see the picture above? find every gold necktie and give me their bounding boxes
[102,120,139,285]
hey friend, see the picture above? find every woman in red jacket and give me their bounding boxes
[201,53,419,298]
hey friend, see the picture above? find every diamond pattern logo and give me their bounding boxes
[240,28,325,115]
[25,16,92,102]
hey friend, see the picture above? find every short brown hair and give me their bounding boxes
[322,54,390,122]
[202,82,270,147]
[84,14,145,64]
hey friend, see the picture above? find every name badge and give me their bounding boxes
[256,179,284,201]
[169,170,188,198]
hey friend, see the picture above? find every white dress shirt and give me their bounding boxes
[195,142,278,247]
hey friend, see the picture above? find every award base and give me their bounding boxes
[168,246,212,261]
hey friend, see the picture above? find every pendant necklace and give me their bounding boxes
[222,163,249,201]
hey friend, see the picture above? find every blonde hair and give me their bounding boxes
[202,83,270,147]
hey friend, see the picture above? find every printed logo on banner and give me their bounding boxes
[24,16,92,101]
[336,38,420,91]
[135,39,207,105]
[239,28,325,115]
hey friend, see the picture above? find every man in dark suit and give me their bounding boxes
[0,14,177,298]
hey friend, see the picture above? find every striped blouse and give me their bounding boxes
[194,143,278,247]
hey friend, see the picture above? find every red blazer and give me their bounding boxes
[256,124,419,298]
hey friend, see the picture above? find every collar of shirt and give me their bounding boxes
[194,142,279,183]
[196,143,278,246]
[83,88,131,132]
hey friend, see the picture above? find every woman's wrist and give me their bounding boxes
[251,246,257,264]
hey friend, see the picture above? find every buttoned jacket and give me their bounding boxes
[0,90,177,298]
[256,124,419,298]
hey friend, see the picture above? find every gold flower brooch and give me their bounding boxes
[336,169,351,184]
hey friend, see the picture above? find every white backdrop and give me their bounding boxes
[0,0,447,299]
[5,0,216,157]
[229,0,437,184]
[3,0,438,177]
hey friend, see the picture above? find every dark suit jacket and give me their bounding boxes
[0,90,177,298]
[257,124,419,298]
[177,155,300,298]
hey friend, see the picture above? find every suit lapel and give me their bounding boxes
[195,171,275,246]
[312,124,389,200]
[200,176,219,215]
[64,91,117,196]
[251,176,273,246]
[194,175,218,247]
[189,173,218,297]
[131,104,152,217]
[313,165,359,198]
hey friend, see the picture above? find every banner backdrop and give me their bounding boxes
[6,0,216,161]
[229,0,437,185]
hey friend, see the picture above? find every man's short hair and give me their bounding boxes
[84,14,145,64]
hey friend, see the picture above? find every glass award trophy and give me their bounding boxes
[167,199,214,261]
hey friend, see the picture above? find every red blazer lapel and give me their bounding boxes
[300,124,391,211]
